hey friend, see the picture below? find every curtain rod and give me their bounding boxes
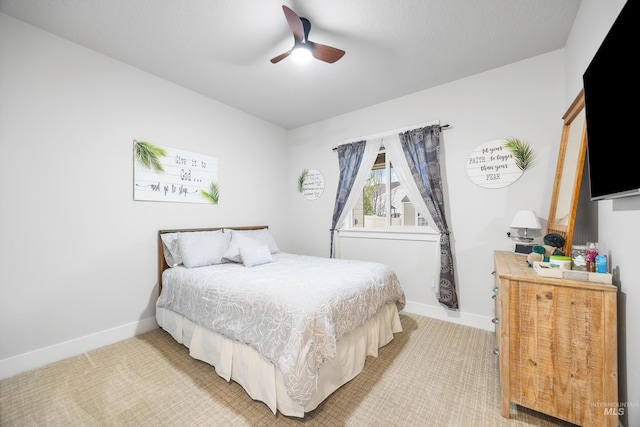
[332,123,450,151]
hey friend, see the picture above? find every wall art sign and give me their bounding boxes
[466,139,523,189]
[299,169,325,200]
[133,140,219,204]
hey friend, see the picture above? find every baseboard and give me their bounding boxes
[0,316,158,380]
[1,303,494,381]
[402,301,494,332]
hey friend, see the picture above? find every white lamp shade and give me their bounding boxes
[510,210,541,230]
[291,45,312,63]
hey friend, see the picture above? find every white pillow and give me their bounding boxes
[160,233,182,267]
[222,228,280,263]
[177,230,231,268]
[239,244,273,267]
[247,228,280,254]
[222,232,262,263]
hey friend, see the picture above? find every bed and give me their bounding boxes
[155,226,405,417]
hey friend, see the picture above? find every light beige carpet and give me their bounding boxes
[0,313,574,426]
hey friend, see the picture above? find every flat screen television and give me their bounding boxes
[582,0,640,200]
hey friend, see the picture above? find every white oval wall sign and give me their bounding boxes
[466,139,523,189]
[302,169,325,200]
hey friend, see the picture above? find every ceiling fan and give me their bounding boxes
[270,5,345,64]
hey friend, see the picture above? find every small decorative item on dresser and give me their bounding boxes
[571,245,588,271]
[549,255,572,270]
[525,233,566,267]
[586,242,599,272]
[595,255,607,273]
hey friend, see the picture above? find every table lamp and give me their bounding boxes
[509,210,541,242]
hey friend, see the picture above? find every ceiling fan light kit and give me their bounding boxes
[291,45,312,63]
[271,5,345,64]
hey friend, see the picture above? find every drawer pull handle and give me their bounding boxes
[493,348,500,356]
[491,294,497,300]
[491,271,496,275]
[492,317,499,324]
[493,287,498,293]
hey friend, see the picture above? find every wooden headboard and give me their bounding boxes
[157,225,268,294]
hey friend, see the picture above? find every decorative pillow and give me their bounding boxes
[177,230,231,268]
[160,233,182,267]
[223,228,280,256]
[239,244,273,268]
[247,228,280,254]
[222,232,263,263]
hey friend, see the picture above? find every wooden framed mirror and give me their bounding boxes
[546,90,588,254]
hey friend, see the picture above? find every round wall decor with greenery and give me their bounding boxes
[298,169,325,200]
[466,138,534,189]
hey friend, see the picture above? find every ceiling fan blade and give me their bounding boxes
[282,5,304,42]
[270,50,292,64]
[307,41,345,63]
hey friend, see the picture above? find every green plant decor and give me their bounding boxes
[504,138,534,171]
[134,140,166,172]
[297,169,308,193]
[201,182,219,204]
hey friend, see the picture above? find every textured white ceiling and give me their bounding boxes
[0,0,582,129]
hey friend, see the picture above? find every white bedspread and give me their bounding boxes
[156,252,405,406]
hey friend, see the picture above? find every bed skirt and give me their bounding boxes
[155,302,402,417]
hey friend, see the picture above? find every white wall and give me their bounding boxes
[0,14,289,377]
[285,50,566,328]
[565,1,639,426]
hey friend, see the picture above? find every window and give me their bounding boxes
[350,150,429,229]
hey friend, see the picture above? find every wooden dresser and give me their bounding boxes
[493,251,618,427]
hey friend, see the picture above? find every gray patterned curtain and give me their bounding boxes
[399,126,459,309]
[330,141,366,258]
